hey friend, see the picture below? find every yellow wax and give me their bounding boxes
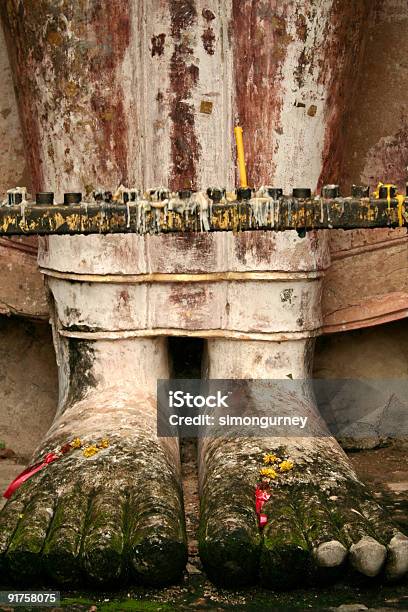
[234,126,248,188]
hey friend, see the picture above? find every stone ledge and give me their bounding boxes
[0,196,406,235]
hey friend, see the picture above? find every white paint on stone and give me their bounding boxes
[39,231,331,275]
[193,0,235,190]
[129,1,172,188]
[40,231,330,338]
[273,2,332,192]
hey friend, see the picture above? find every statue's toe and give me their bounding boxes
[385,533,408,581]
[0,443,187,587]
[6,486,55,582]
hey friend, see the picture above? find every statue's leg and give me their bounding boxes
[0,241,187,588]
[198,238,408,589]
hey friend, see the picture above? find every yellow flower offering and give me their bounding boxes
[98,438,110,449]
[263,453,278,465]
[71,438,83,449]
[259,467,277,479]
[83,445,99,458]
[279,460,294,472]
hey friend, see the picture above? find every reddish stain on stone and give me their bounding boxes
[169,0,200,191]
[294,46,308,88]
[0,3,44,191]
[317,1,371,189]
[202,26,215,54]
[119,289,130,304]
[234,231,276,265]
[292,5,317,92]
[202,8,215,21]
[170,0,197,37]
[361,125,408,191]
[1,0,132,189]
[295,12,307,42]
[88,0,131,182]
[232,0,290,186]
[18,98,44,193]
[89,93,127,181]
[151,33,166,57]
[90,1,130,71]
[169,285,207,309]
[168,284,209,329]
[172,233,213,259]
[307,231,320,253]
[152,233,216,274]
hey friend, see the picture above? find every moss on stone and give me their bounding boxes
[130,536,187,586]
[6,490,55,581]
[260,496,311,589]
[42,484,88,584]
[199,525,261,587]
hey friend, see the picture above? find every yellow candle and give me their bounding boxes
[234,126,248,188]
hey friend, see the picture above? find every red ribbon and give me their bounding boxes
[255,486,271,528]
[3,452,59,499]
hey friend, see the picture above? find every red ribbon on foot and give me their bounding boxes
[3,452,59,499]
[255,486,271,528]
[259,513,268,528]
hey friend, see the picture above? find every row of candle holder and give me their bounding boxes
[4,183,406,207]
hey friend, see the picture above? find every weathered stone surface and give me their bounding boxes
[342,1,408,194]
[232,0,371,191]
[0,316,57,459]
[386,533,408,581]
[314,319,408,449]
[0,12,46,321]
[40,231,327,341]
[0,0,407,592]
[322,228,408,333]
[0,239,47,318]
[0,25,26,194]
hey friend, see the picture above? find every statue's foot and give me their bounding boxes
[0,338,187,587]
[199,436,408,588]
[0,393,187,587]
[198,340,408,588]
